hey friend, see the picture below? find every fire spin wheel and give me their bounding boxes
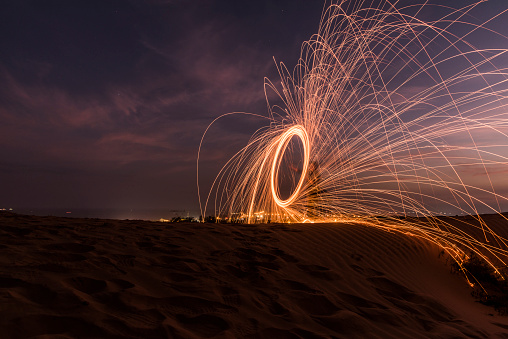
[270,125,310,208]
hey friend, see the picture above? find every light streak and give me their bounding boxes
[270,125,309,208]
[197,1,508,278]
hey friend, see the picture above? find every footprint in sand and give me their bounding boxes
[163,296,237,315]
[0,226,33,237]
[248,327,323,339]
[11,281,85,311]
[35,262,70,273]
[66,276,107,294]
[313,310,372,336]
[269,248,299,263]
[175,314,229,338]
[252,292,290,317]
[297,264,341,281]
[167,272,195,283]
[217,285,242,307]
[43,242,95,253]
[110,254,136,268]
[349,264,385,277]
[7,315,106,338]
[283,279,322,294]
[109,278,135,290]
[33,250,87,262]
[294,293,340,316]
[336,291,387,309]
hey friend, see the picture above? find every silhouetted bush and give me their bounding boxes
[204,215,216,223]
[452,253,508,315]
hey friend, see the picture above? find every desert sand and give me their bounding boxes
[1,211,508,338]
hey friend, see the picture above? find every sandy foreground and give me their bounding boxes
[1,212,508,338]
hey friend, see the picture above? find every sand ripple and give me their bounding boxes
[1,212,508,338]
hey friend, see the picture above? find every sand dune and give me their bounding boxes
[1,211,508,338]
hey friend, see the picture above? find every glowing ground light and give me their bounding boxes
[270,125,310,208]
[198,0,508,280]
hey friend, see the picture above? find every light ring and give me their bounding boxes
[270,125,310,208]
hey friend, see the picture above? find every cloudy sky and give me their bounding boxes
[1,0,506,218]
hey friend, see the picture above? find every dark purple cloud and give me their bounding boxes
[0,0,322,216]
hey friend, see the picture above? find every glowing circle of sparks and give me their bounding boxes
[270,125,310,208]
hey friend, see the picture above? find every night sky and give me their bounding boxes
[1,1,507,219]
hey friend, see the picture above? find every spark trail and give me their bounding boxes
[198,0,508,277]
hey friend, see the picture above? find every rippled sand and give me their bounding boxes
[1,212,507,338]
